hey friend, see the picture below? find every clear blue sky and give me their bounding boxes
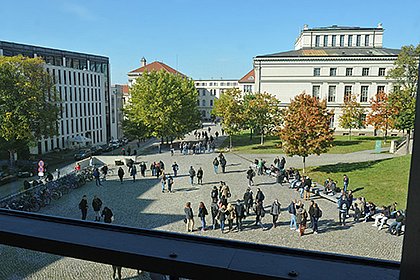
[1,0,419,84]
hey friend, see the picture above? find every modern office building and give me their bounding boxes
[110,84,128,140]
[253,24,400,131]
[194,79,239,120]
[0,40,111,154]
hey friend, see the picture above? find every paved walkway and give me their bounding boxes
[0,124,404,279]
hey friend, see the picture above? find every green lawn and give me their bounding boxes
[221,132,399,154]
[307,155,411,208]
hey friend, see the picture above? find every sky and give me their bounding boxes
[1,0,419,84]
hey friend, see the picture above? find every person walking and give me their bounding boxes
[226,203,236,232]
[93,168,102,187]
[198,202,208,231]
[270,199,281,228]
[79,195,88,220]
[112,265,122,280]
[101,165,109,181]
[309,201,322,234]
[212,157,219,174]
[184,202,194,232]
[211,186,219,203]
[197,167,204,185]
[140,162,146,177]
[255,188,265,204]
[288,200,298,231]
[254,201,266,230]
[161,173,167,193]
[343,174,349,193]
[211,202,219,230]
[246,166,255,186]
[118,167,124,184]
[167,175,174,193]
[172,162,179,177]
[189,166,196,185]
[217,205,227,233]
[219,156,227,173]
[101,206,114,223]
[92,195,103,222]
[296,202,308,236]
[235,199,246,231]
[130,164,137,182]
[243,188,253,215]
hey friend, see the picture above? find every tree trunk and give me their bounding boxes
[349,128,352,140]
[302,156,306,174]
[161,137,164,145]
[384,123,388,142]
[406,130,411,155]
[250,128,253,142]
[260,130,264,145]
[8,149,15,169]
[229,135,232,149]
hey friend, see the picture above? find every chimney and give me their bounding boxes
[141,57,146,67]
[377,23,383,29]
[303,24,309,30]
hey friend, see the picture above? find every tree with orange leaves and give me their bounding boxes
[365,91,394,141]
[280,93,334,173]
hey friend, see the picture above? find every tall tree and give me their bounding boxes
[212,88,243,148]
[243,92,282,145]
[124,70,201,142]
[339,95,365,140]
[0,55,60,166]
[387,44,420,152]
[365,91,394,141]
[280,93,334,173]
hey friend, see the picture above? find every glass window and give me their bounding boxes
[361,86,369,102]
[323,35,328,47]
[202,100,206,106]
[329,68,337,76]
[356,35,361,46]
[378,68,386,76]
[313,68,321,76]
[345,68,353,76]
[362,68,369,76]
[58,70,61,84]
[202,90,206,96]
[315,35,320,47]
[328,86,336,102]
[210,100,213,106]
[340,35,345,46]
[312,85,320,99]
[348,35,353,47]
[331,35,336,47]
[344,86,352,102]
[329,114,335,128]
[377,85,385,94]
[365,35,370,46]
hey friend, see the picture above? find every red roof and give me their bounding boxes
[129,61,186,76]
[122,85,129,94]
[238,69,255,83]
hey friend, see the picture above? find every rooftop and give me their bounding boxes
[256,47,400,59]
[128,61,186,76]
[238,69,255,83]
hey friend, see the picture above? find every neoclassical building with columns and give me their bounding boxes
[253,24,400,132]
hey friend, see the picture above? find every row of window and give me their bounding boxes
[314,34,370,48]
[314,67,386,77]
[195,82,238,87]
[39,130,104,153]
[198,100,214,107]
[60,117,103,137]
[312,85,386,103]
[48,68,102,87]
[59,87,102,103]
[198,89,218,96]
[61,102,102,119]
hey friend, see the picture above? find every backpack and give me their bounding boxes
[318,208,323,218]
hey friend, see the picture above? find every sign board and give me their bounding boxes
[375,140,382,153]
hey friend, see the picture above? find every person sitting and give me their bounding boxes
[372,206,391,230]
[388,210,405,236]
[363,202,376,222]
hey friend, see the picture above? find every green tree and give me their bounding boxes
[212,88,243,148]
[280,93,334,173]
[0,55,59,166]
[339,95,365,140]
[243,92,282,145]
[124,70,201,143]
[387,44,420,153]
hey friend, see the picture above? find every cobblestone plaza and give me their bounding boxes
[0,126,404,279]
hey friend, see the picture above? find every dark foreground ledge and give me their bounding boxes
[0,209,399,279]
